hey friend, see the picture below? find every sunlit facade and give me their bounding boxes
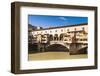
[30,23,88,44]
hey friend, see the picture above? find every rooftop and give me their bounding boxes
[33,23,88,31]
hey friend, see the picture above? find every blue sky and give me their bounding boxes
[28,15,88,28]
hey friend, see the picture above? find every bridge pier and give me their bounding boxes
[69,43,87,55]
[69,43,78,55]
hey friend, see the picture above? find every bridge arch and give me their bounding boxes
[46,44,69,52]
[49,41,70,49]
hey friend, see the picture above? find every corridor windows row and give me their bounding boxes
[35,27,86,34]
[75,38,87,41]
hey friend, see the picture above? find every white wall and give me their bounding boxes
[0,0,100,76]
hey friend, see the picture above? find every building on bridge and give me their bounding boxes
[28,23,88,54]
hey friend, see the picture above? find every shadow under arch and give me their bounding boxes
[46,44,69,52]
[76,47,88,54]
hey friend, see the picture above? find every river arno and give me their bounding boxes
[28,52,87,61]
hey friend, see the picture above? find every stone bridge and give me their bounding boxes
[49,41,70,49]
[42,41,88,54]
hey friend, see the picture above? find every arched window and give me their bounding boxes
[59,33,64,41]
[54,34,58,40]
[82,27,85,30]
[49,34,53,41]
[55,30,57,32]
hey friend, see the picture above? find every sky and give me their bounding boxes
[28,15,88,28]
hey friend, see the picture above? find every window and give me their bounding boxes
[45,31,47,33]
[49,35,53,41]
[82,27,85,30]
[80,39,83,41]
[74,28,76,30]
[61,29,63,32]
[76,38,78,41]
[50,31,52,33]
[69,39,71,41]
[67,29,69,32]
[83,39,87,41]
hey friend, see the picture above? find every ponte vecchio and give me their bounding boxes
[28,23,88,55]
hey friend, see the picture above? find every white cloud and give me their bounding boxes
[59,17,67,21]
